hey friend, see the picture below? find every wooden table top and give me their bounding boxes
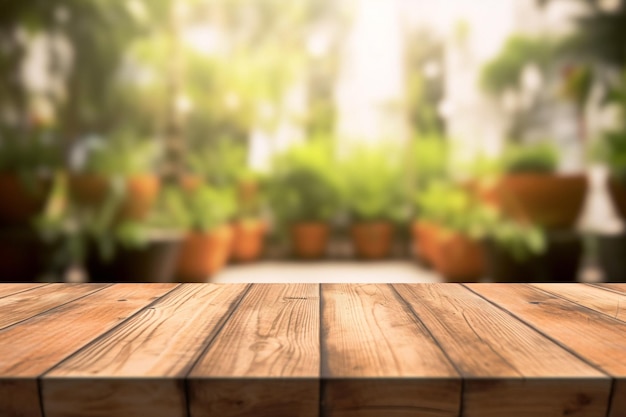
[0,283,625,417]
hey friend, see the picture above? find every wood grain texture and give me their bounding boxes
[395,284,610,417]
[321,284,460,417]
[0,283,107,330]
[533,283,626,323]
[43,284,249,417]
[0,283,176,417]
[0,283,47,299]
[593,283,626,295]
[188,284,319,417]
[467,283,626,417]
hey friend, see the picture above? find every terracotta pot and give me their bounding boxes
[411,221,440,265]
[237,179,259,206]
[607,176,626,221]
[0,173,52,227]
[179,174,204,193]
[176,225,234,282]
[231,219,266,262]
[479,173,587,229]
[290,222,330,259]
[430,227,485,282]
[351,221,394,260]
[69,173,160,222]
[86,234,182,283]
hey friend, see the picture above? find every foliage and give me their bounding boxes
[502,142,559,174]
[267,140,341,224]
[186,139,249,187]
[412,134,449,188]
[340,144,408,223]
[416,181,546,261]
[0,125,62,173]
[73,130,162,176]
[405,29,445,135]
[480,35,558,95]
[560,65,594,109]
[36,173,152,265]
[157,184,236,233]
[538,0,626,69]
[595,70,626,180]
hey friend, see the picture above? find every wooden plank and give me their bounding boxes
[0,283,176,417]
[593,283,626,295]
[0,283,47,299]
[188,284,319,417]
[467,283,626,417]
[321,284,460,417]
[0,283,107,330]
[42,284,249,417]
[533,283,626,323]
[395,284,610,417]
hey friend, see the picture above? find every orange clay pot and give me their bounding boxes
[178,174,204,193]
[0,173,52,227]
[350,221,394,260]
[176,225,234,282]
[231,219,266,262]
[411,220,440,266]
[478,173,587,229]
[290,222,330,259]
[69,173,160,222]
[430,227,485,282]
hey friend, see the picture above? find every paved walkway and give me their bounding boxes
[212,261,441,284]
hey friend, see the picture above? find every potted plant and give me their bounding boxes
[186,140,267,263]
[267,141,341,259]
[37,177,184,283]
[167,185,237,282]
[478,142,587,230]
[231,170,268,263]
[589,71,626,282]
[409,134,450,265]
[68,130,161,222]
[0,125,62,227]
[477,207,548,283]
[340,146,408,260]
[0,125,62,282]
[415,181,486,282]
[595,72,626,221]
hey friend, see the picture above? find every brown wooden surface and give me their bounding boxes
[43,284,248,417]
[0,284,176,417]
[466,283,626,417]
[533,283,626,323]
[189,284,319,417]
[321,284,460,417]
[0,283,624,417]
[0,283,47,299]
[0,283,107,330]
[396,284,609,417]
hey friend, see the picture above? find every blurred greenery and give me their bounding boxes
[0,125,62,173]
[158,184,236,233]
[267,140,341,225]
[480,35,558,96]
[340,144,408,223]
[502,141,559,174]
[75,131,162,176]
[412,134,449,188]
[405,29,445,135]
[416,180,546,260]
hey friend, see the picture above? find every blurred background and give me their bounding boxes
[1,0,626,284]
